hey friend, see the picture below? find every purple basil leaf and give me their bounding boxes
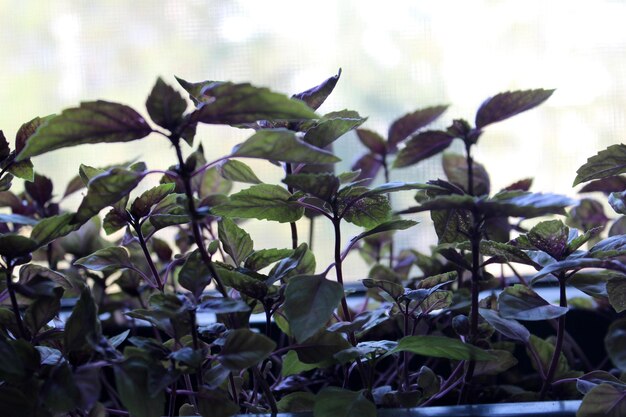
[475,89,554,129]
[351,153,383,186]
[15,116,52,154]
[17,101,153,160]
[502,178,533,192]
[574,145,626,186]
[145,77,188,131]
[292,69,342,110]
[388,105,448,149]
[393,130,454,169]
[356,129,387,155]
[189,82,317,126]
[579,176,626,194]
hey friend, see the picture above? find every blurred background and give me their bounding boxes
[1,0,625,280]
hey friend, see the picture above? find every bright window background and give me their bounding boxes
[2,0,625,281]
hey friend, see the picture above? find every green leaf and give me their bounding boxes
[568,227,603,253]
[483,191,576,218]
[605,318,626,372]
[41,362,82,413]
[292,69,341,111]
[215,263,268,300]
[24,289,62,335]
[479,308,530,343]
[360,181,438,197]
[589,235,626,259]
[218,217,254,266]
[211,184,304,223]
[574,144,626,186]
[74,246,134,271]
[284,274,344,343]
[527,334,570,380]
[281,350,320,377]
[218,328,276,370]
[75,168,145,224]
[474,240,538,267]
[569,272,610,300]
[351,219,418,245]
[217,159,262,184]
[431,208,473,244]
[393,130,454,168]
[30,213,81,247]
[341,192,391,228]
[103,208,130,235]
[295,331,352,364]
[198,297,250,314]
[302,110,365,149]
[7,160,34,182]
[475,89,554,129]
[0,234,38,258]
[243,248,294,271]
[188,81,317,125]
[532,258,608,282]
[130,183,175,218]
[64,286,102,355]
[20,264,70,290]
[442,152,490,195]
[283,173,340,202]
[607,275,626,313]
[145,77,187,131]
[578,383,626,417]
[356,129,386,155]
[362,265,404,299]
[469,350,518,377]
[314,388,376,417]
[17,101,152,160]
[200,167,233,197]
[389,335,494,360]
[277,391,317,413]
[524,220,570,260]
[334,341,398,363]
[175,76,216,103]
[196,388,240,417]
[114,356,166,417]
[0,337,31,383]
[268,243,312,284]
[389,105,449,148]
[233,129,339,164]
[498,284,568,321]
[399,194,477,214]
[145,193,190,231]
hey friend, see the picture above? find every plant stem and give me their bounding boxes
[188,309,204,388]
[459,141,481,404]
[332,217,351,323]
[253,366,278,416]
[465,142,474,197]
[131,220,164,291]
[172,136,228,298]
[540,276,567,399]
[381,155,394,268]
[284,163,298,250]
[308,217,315,250]
[105,409,130,416]
[5,262,26,339]
[402,302,410,391]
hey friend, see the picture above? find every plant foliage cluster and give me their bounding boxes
[0,71,625,417]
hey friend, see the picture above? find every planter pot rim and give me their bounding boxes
[234,399,581,417]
